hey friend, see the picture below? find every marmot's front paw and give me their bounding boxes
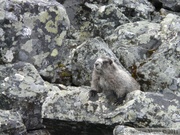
[89,90,97,97]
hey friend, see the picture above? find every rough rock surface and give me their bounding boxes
[149,0,180,12]
[109,0,155,20]
[0,0,70,81]
[70,37,122,86]
[137,14,180,93]
[0,109,26,135]
[0,62,56,130]
[113,125,178,135]
[42,88,180,134]
[0,0,180,134]
[105,21,161,72]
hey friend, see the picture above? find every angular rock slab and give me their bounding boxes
[106,21,161,71]
[83,3,131,38]
[158,0,180,12]
[42,87,180,129]
[70,37,121,86]
[42,86,109,124]
[0,0,70,80]
[113,125,180,135]
[0,62,57,129]
[109,0,154,20]
[137,14,180,93]
[0,109,27,135]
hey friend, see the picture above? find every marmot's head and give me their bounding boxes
[94,56,113,73]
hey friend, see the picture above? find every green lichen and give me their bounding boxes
[55,31,67,46]
[39,11,50,23]
[59,64,65,68]
[60,71,71,77]
[45,20,58,34]
[44,7,64,35]
[51,49,58,57]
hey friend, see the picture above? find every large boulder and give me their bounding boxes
[86,3,131,38]
[52,37,117,86]
[69,37,122,86]
[42,87,180,134]
[109,0,155,21]
[0,0,70,81]
[149,0,180,12]
[137,14,180,93]
[0,62,59,130]
[105,21,161,73]
[113,125,177,135]
[0,109,26,135]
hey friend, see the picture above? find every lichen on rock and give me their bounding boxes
[0,0,180,134]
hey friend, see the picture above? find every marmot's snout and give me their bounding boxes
[94,59,103,71]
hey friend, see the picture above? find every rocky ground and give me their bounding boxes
[0,0,180,135]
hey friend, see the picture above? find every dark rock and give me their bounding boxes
[27,129,51,135]
[149,0,180,12]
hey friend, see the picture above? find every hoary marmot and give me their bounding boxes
[90,56,140,104]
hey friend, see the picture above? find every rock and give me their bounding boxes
[93,4,131,38]
[27,130,51,135]
[0,109,27,135]
[109,0,155,21]
[137,14,180,93]
[113,125,178,135]
[0,0,70,81]
[0,0,180,134]
[70,37,122,86]
[42,85,115,134]
[0,62,58,130]
[149,0,180,12]
[60,2,130,41]
[42,87,180,134]
[105,21,161,74]
[57,0,83,27]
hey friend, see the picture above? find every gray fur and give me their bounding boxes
[91,56,140,101]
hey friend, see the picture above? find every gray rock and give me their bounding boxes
[0,109,27,135]
[151,0,180,12]
[62,2,130,41]
[94,4,131,38]
[109,0,155,21]
[70,37,122,86]
[42,87,180,132]
[0,62,59,129]
[82,3,131,38]
[137,14,180,93]
[0,0,70,81]
[105,21,161,73]
[113,125,179,135]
